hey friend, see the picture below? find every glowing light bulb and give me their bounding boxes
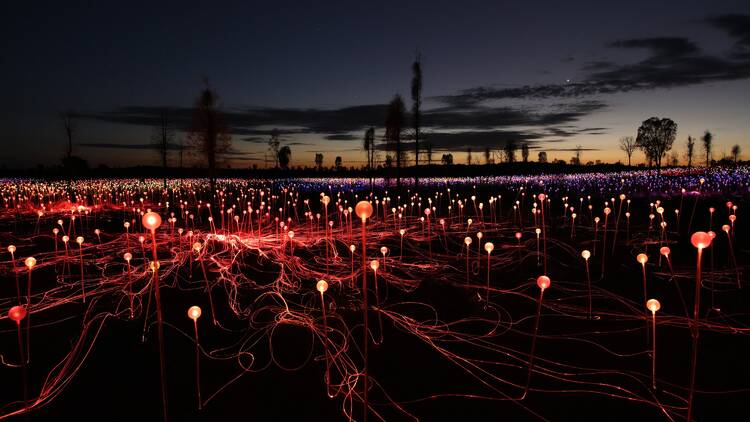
[8,305,26,323]
[485,242,494,253]
[355,201,373,221]
[7,245,16,254]
[647,299,661,313]
[187,305,202,320]
[464,236,472,246]
[690,231,712,249]
[124,252,132,262]
[317,280,329,293]
[25,257,36,268]
[349,244,356,253]
[380,246,388,256]
[581,250,590,260]
[370,259,379,271]
[76,236,84,245]
[659,247,670,256]
[637,253,648,265]
[536,275,551,290]
[142,212,162,231]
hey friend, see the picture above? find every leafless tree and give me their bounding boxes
[385,95,406,188]
[521,143,529,163]
[619,136,636,166]
[186,80,232,192]
[151,109,175,189]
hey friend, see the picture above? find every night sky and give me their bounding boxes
[3,1,750,169]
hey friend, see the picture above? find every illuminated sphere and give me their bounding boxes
[424,208,431,216]
[8,305,26,323]
[536,275,551,290]
[464,236,472,246]
[124,222,130,229]
[515,232,522,239]
[538,193,546,201]
[535,228,541,235]
[187,305,202,320]
[193,242,202,251]
[690,231,712,249]
[317,280,329,293]
[355,201,373,220]
[467,218,473,225]
[370,259,379,271]
[62,235,69,243]
[604,207,611,215]
[659,247,670,256]
[581,250,590,260]
[288,231,294,239]
[24,257,36,268]
[709,207,715,213]
[349,244,356,253]
[729,215,737,222]
[708,231,716,239]
[380,246,388,255]
[7,245,16,254]
[322,195,330,205]
[76,236,84,245]
[124,252,132,261]
[484,242,494,253]
[646,299,661,313]
[53,228,59,235]
[619,194,626,200]
[399,229,405,236]
[477,232,483,240]
[637,253,648,264]
[142,212,162,231]
[722,224,730,233]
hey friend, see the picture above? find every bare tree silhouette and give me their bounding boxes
[521,143,529,163]
[619,136,636,166]
[385,95,406,188]
[61,111,75,159]
[151,109,175,189]
[186,80,231,192]
[411,53,422,187]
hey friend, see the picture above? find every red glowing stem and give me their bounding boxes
[360,218,369,422]
[150,229,169,422]
[687,248,703,422]
[524,288,545,399]
[193,318,202,410]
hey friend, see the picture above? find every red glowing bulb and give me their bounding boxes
[25,257,36,268]
[484,242,494,253]
[8,305,26,323]
[536,275,551,290]
[187,305,202,320]
[637,253,648,265]
[142,212,162,231]
[355,201,373,221]
[646,299,661,313]
[691,231,712,249]
[659,246,670,256]
[316,280,329,293]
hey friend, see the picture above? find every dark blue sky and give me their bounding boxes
[3,0,750,168]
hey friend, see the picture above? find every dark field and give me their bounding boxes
[1,170,749,421]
